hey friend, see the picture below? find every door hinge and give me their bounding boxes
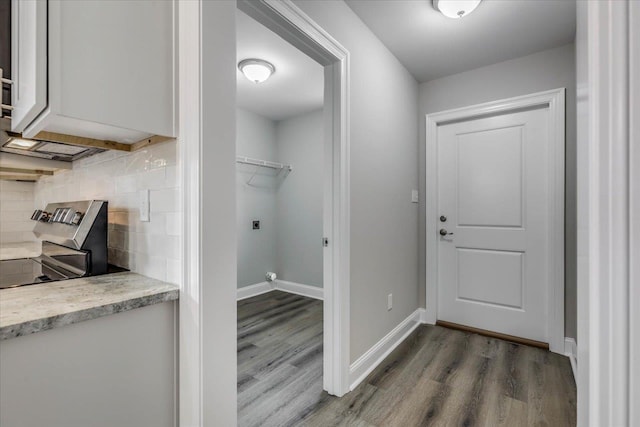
[322,237,329,247]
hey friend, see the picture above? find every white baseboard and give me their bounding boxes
[422,307,437,325]
[237,279,324,301]
[418,308,433,324]
[237,282,273,300]
[564,337,577,382]
[349,309,422,391]
[274,279,324,300]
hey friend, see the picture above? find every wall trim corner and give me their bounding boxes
[348,309,422,391]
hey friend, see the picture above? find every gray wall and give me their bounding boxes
[236,108,324,288]
[276,110,324,287]
[236,108,278,287]
[294,0,420,363]
[417,43,577,339]
[200,1,237,424]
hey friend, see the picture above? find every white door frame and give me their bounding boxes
[179,1,352,423]
[577,1,637,425]
[237,0,352,397]
[424,88,566,354]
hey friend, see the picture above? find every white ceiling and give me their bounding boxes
[345,0,576,83]
[236,10,324,122]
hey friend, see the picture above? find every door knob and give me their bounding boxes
[439,228,454,236]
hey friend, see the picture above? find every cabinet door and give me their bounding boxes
[11,0,47,133]
[48,0,176,139]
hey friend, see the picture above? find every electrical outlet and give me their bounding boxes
[411,189,419,203]
[387,293,393,311]
[252,220,260,230]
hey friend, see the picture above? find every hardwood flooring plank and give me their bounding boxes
[237,292,576,427]
[238,363,301,412]
[366,326,444,390]
[378,378,449,427]
[488,340,529,403]
[453,356,492,427]
[480,394,528,427]
[238,372,259,394]
[250,332,323,379]
[300,385,379,427]
[527,356,576,427]
[238,292,301,321]
[251,307,322,348]
[238,300,317,341]
[244,360,323,427]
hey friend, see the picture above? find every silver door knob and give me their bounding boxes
[439,228,454,236]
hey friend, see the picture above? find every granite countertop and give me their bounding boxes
[0,241,41,261]
[0,272,179,340]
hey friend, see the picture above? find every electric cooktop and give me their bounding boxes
[0,257,80,289]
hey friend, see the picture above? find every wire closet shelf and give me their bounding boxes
[235,155,292,172]
[236,155,293,185]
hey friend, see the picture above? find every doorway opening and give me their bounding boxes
[235,2,352,422]
[235,6,325,424]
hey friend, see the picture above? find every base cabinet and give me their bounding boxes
[0,302,176,427]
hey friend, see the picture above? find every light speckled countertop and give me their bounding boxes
[0,272,179,340]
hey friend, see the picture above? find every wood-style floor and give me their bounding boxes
[237,291,576,427]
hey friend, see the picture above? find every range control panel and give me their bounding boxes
[31,208,84,225]
[31,200,107,251]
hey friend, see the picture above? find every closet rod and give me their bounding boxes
[235,155,292,172]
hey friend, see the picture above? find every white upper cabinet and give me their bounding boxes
[11,0,176,143]
[10,0,47,132]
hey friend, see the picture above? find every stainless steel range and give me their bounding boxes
[0,200,109,289]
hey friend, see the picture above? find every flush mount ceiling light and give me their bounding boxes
[5,137,39,149]
[238,58,276,84]
[433,0,482,19]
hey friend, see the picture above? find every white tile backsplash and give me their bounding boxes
[166,258,181,285]
[33,141,181,283]
[165,212,181,236]
[150,188,179,213]
[0,181,37,244]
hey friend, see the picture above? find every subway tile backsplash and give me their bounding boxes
[0,180,38,244]
[33,141,181,284]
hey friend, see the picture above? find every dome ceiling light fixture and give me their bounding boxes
[238,58,276,84]
[433,0,482,19]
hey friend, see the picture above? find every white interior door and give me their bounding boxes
[437,107,551,343]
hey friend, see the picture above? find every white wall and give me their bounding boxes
[293,0,420,363]
[236,108,324,288]
[32,141,181,284]
[236,108,278,287]
[417,43,577,339]
[0,180,37,244]
[276,110,324,287]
